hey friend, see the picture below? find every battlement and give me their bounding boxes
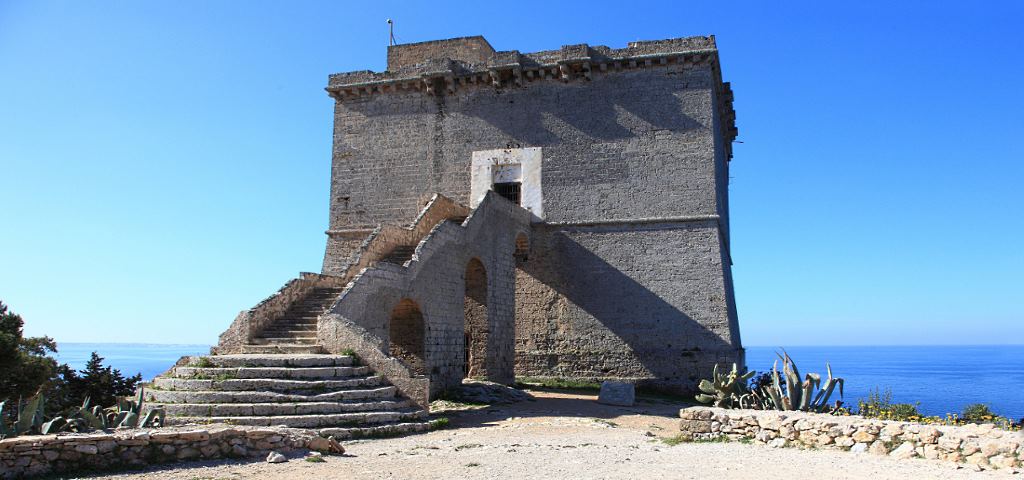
[327,35,720,95]
[387,36,496,71]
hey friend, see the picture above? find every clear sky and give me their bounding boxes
[1,1,1021,346]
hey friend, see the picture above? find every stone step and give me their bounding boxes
[380,245,416,264]
[248,337,318,345]
[151,375,385,393]
[257,330,318,337]
[239,344,324,354]
[172,365,372,380]
[320,421,433,440]
[250,334,318,341]
[182,354,353,368]
[151,399,412,417]
[164,409,427,428]
[147,385,397,404]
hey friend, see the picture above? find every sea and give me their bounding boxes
[53,343,1024,419]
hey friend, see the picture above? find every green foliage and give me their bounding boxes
[961,403,995,422]
[856,388,923,421]
[760,351,844,413]
[61,352,143,410]
[0,301,59,404]
[694,351,845,413]
[0,387,165,439]
[694,363,755,408]
[193,357,215,368]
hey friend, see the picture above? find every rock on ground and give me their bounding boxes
[597,381,635,406]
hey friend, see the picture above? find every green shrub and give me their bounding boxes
[961,403,995,422]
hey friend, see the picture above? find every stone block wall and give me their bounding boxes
[679,407,1024,471]
[322,192,532,397]
[0,425,343,479]
[386,36,495,71]
[323,36,743,395]
[514,221,741,393]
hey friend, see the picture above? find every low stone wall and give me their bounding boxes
[0,425,343,479]
[679,406,1023,471]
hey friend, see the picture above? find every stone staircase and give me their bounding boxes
[147,353,432,438]
[247,287,343,348]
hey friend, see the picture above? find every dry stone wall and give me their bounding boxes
[0,425,343,479]
[679,406,1023,471]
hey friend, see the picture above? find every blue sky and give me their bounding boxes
[1,1,1021,346]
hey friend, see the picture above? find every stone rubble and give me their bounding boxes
[679,406,1024,471]
[0,424,346,479]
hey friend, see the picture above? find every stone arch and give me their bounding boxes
[389,299,426,375]
[463,257,488,379]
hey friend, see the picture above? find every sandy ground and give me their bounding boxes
[86,390,1007,480]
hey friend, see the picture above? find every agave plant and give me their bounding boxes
[0,387,165,439]
[695,363,755,408]
[0,393,60,439]
[74,387,165,429]
[762,351,844,413]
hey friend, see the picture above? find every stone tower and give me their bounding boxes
[321,35,743,393]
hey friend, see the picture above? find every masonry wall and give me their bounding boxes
[325,58,743,392]
[514,221,741,393]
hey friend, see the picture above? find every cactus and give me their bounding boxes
[695,363,755,408]
[762,351,844,413]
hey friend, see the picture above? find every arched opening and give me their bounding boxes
[389,299,426,375]
[463,258,488,378]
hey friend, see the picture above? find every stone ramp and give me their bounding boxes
[147,353,431,438]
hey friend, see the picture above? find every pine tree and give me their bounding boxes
[64,352,142,408]
[0,301,58,402]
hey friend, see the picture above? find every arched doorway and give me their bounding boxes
[389,299,426,375]
[464,258,488,379]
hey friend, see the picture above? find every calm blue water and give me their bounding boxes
[52,343,1023,419]
[746,346,1024,419]
[54,343,210,381]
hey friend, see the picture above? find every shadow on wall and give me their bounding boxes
[341,73,707,147]
[517,225,738,389]
[460,75,708,145]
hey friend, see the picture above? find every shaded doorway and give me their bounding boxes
[389,299,426,375]
[464,258,488,378]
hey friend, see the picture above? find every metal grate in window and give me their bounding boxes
[493,182,521,205]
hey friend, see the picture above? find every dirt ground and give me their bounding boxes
[87,389,1006,480]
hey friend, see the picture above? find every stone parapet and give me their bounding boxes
[679,406,1024,471]
[213,272,348,354]
[0,425,344,479]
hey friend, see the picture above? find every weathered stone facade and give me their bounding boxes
[319,35,743,395]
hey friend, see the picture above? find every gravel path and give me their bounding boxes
[89,390,1003,479]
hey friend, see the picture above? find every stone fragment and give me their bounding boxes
[597,381,634,407]
[267,451,288,463]
[680,420,712,434]
[767,438,787,448]
[852,429,877,443]
[850,442,868,454]
[835,436,855,448]
[868,441,890,455]
[889,442,917,459]
[74,445,98,455]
